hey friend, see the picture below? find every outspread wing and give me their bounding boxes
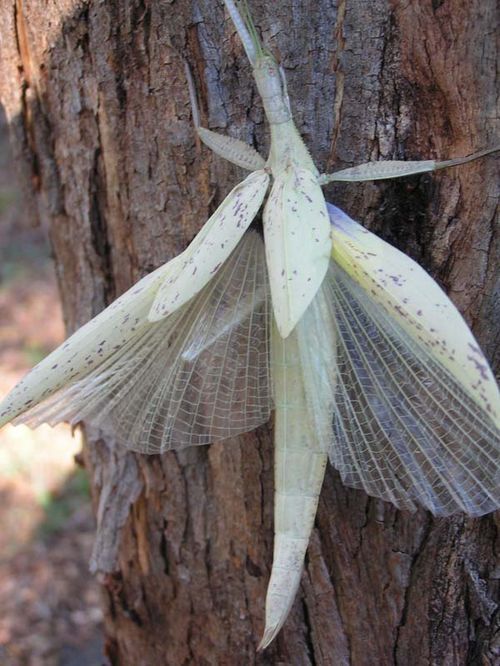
[0,264,170,428]
[321,206,500,516]
[149,169,269,321]
[10,232,273,452]
[329,204,499,421]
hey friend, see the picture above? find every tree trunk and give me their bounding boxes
[0,0,498,664]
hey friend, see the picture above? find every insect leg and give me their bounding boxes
[318,145,499,184]
[184,60,265,171]
[197,127,266,171]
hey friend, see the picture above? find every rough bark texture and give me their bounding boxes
[0,0,498,664]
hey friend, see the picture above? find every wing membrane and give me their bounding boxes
[328,204,499,421]
[319,264,499,516]
[14,232,272,452]
[0,264,170,428]
[149,170,269,321]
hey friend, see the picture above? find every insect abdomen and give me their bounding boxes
[260,325,328,649]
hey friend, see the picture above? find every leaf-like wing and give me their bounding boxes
[0,264,170,428]
[149,169,269,321]
[329,204,499,422]
[316,260,499,516]
[263,167,331,338]
[10,232,272,452]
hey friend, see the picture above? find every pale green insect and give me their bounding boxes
[0,0,498,651]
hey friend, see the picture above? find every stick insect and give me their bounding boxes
[0,0,499,650]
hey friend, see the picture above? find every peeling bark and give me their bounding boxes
[0,1,498,664]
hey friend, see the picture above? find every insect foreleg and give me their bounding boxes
[197,127,266,171]
[185,59,265,171]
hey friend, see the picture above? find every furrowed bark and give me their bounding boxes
[0,0,497,663]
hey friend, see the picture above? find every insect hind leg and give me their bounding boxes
[319,145,499,184]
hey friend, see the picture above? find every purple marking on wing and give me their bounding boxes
[326,203,364,239]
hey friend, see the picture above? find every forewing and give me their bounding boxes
[263,167,331,338]
[13,232,272,452]
[149,169,269,321]
[315,262,499,516]
[0,265,169,428]
[329,204,499,422]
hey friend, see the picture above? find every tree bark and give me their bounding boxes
[0,0,498,664]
